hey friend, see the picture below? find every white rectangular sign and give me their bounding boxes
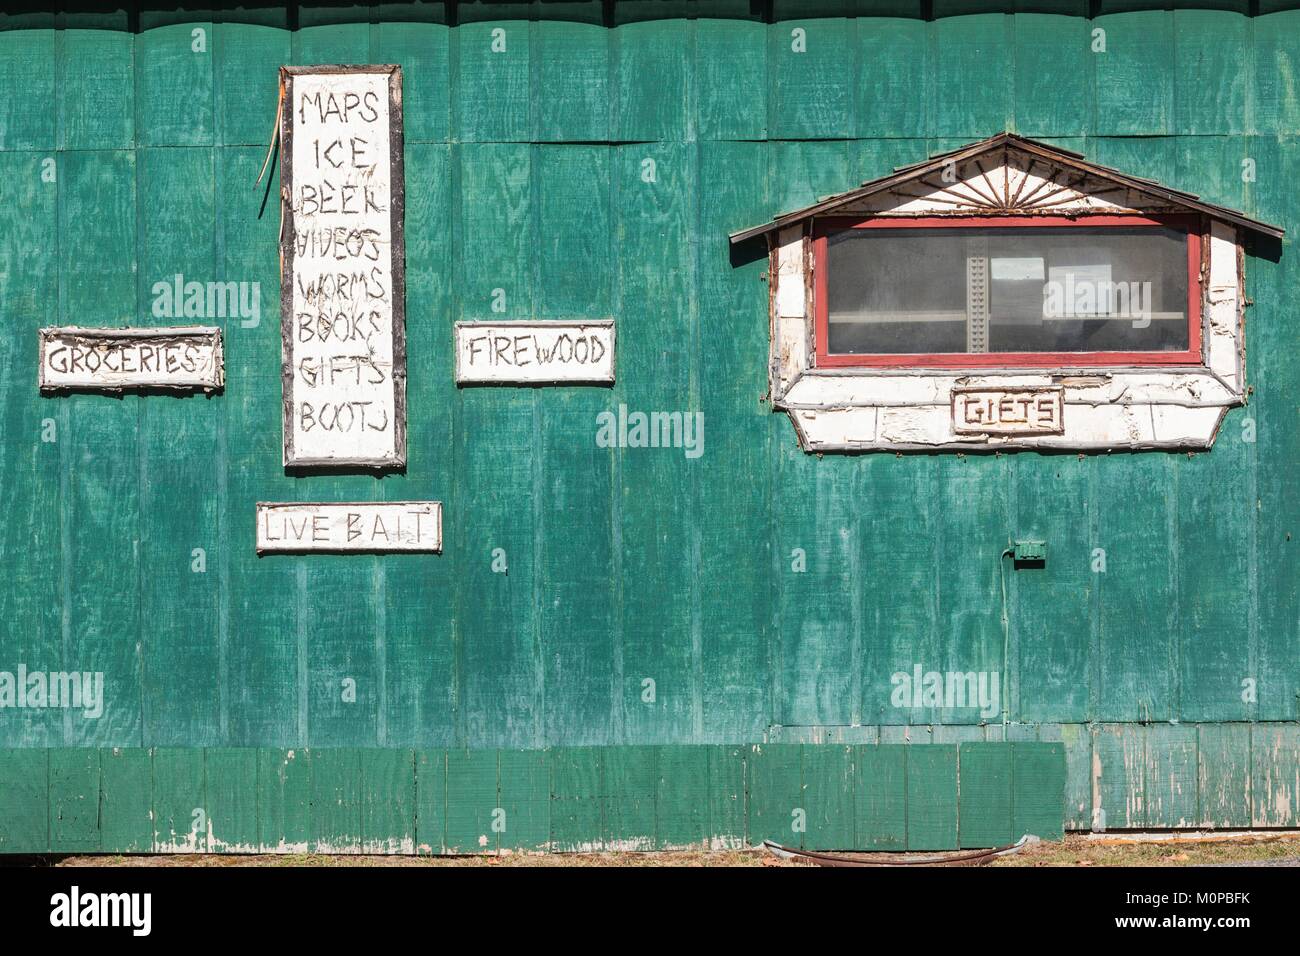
[952,387,1065,435]
[454,320,616,384]
[38,326,223,391]
[281,65,406,468]
[256,501,441,553]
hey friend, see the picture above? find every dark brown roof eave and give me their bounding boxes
[729,133,1285,245]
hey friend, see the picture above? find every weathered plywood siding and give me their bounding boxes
[0,5,1295,784]
[0,742,1066,853]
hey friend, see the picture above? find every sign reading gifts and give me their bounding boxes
[281,65,406,468]
[951,386,1065,436]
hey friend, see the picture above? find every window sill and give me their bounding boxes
[778,366,1243,452]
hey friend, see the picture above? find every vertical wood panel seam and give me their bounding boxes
[212,23,230,743]
[133,30,148,747]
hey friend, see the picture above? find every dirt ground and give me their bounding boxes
[33,833,1300,867]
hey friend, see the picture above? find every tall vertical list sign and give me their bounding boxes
[281,65,406,468]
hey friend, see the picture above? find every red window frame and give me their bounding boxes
[811,214,1204,369]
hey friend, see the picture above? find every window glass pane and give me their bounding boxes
[825,225,1190,355]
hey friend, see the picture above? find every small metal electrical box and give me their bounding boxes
[1013,540,1047,563]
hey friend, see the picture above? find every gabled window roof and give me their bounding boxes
[730,132,1283,244]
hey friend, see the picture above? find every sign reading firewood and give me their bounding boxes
[256,501,441,553]
[454,320,616,385]
[38,326,223,392]
[281,65,406,468]
[952,386,1065,436]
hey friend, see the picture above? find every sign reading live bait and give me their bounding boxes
[454,320,616,384]
[281,65,406,468]
[256,501,442,553]
[38,326,223,391]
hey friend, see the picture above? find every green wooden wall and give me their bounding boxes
[0,742,1065,853]
[0,2,1297,847]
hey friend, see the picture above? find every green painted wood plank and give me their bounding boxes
[1092,723,1141,831]
[537,377,617,746]
[48,748,100,853]
[769,17,854,140]
[0,149,62,748]
[497,748,550,852]
[1093,10,1173,136]
[0,750,47,853]
[293,21,370,66]
[1176,432,1253,722]
[745,743,802,847]
[256,748,312,852]
[615,21,689,142]
[1011,13,1090,137]
[534,19,608,142]
[214,23,290,147]
[205,747,260,851]
[1245,142,1299,725]
[1012,456,1093,724]
[774,428,859,729]
[216,146,299,747]
[0,30,55,149]
[137,24,215,147]
[444,747,499,853]
[707,744,747,849]
[1175,134,1246,217]
[137,146,222,747]
[655,744,709,848]
[1057,723,1093,830]
[1253,12,1300,136]
[1093,455,1177,722]
[616,142,696,744]
[958,742,1012,848]
[99,747,153,853]
[60,149,141,748]
[361,748,415,853]
[930,14,1013,138]
[1172,10,1247,136]
[695,19,766,141]
[697,141,771,741]
[1142,724,1198,828]
[456,21,531,142]
[853,745,906,850]
[60,30,133,150]
[933,725,987,745]
[603,744,656,850]
[855,18,929,139]
[801,744,854,850]
[905,744,957,851]
[152,746,206,851]
[309,748,363,853]
[1255,357,1300,720]
[1012,741,1066,841]
[414,749,447,854]
[376,20,450,145]
[1196,725,1252,828]
[550,746,603,852]
[1250,724,1300,828]
[933,457,1009,726]
[455,142,538,749]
